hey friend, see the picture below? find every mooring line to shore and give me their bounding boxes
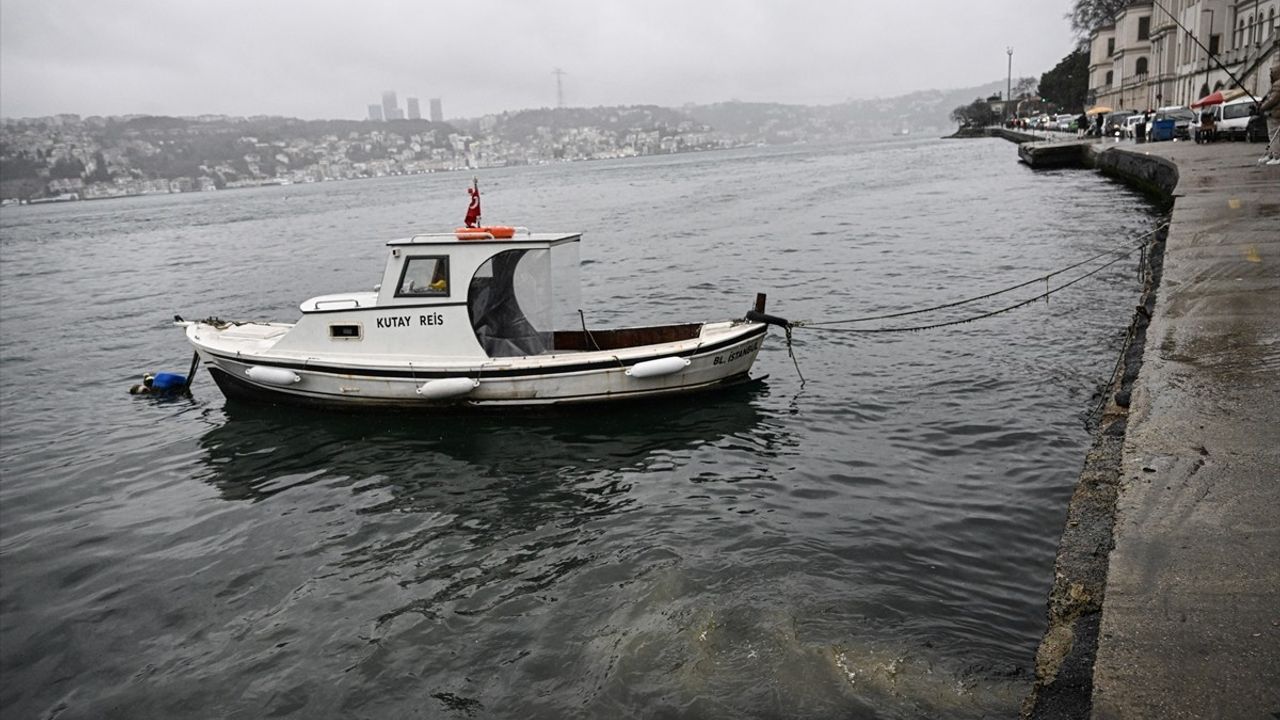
[788,223,1167,334]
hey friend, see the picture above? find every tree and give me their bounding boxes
[89,151,113,182]
[50,156,86,179]
[950,99,997,128]
[1070,0,1131,38]
[1040,47,1091,111]
[0,152,42,182]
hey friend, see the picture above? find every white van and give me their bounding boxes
[1214,96,1259,141]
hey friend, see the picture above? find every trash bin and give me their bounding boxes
[1151,119,1176,142]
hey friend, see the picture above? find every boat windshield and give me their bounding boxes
[549,241,581,333]
[469,249,553,357]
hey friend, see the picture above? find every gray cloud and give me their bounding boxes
[1,0,1076,119]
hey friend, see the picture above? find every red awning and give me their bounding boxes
[1190,88,1248,108]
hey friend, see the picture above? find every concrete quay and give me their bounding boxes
[1016,138,1280,718]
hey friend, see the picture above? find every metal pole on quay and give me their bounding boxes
[1006,46,1014,122]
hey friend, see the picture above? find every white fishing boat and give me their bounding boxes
[179,215,781,409]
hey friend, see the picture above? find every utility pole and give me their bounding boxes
[552,68,567,108]
[1006,47,1013,119]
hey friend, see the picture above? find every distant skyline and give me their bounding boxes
[0,0,1077,121]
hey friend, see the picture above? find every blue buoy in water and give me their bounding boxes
[129,372,188,395]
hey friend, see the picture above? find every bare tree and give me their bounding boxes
[1069,0,1132,38]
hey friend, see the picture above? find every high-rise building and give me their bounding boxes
[367,104,384,121]
[407,98,421,120]
[382,91,399,122]
[429,98,443,123]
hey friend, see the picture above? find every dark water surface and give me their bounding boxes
[1,138,1158,719]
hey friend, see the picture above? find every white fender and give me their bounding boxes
[246,366,301,386]
[626,357,690,379]
[416,377,479,399]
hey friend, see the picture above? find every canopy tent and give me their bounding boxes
[1085,106,1113,115]
[1190,88,1248,108]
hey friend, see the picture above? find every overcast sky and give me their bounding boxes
[1,0,1077,121]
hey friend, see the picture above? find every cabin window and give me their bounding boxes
[395,256,450,297]
[329,324,362,340]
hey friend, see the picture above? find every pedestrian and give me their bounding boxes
[1258,60,1280,165]
[1094,113,1104,138]
[1135,111,1148,143]
[1197,109,1216,143]
[1077,112,1089,138]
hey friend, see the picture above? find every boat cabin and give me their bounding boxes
[276,231,590,360]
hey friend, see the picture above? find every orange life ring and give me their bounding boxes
[455,226,516,240]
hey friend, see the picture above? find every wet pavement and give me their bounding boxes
[1087,141,1280,718]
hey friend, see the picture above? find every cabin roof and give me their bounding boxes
[387,231,582,247]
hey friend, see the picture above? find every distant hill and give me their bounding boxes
[1,81,1027,200]
[684,80,1015,138]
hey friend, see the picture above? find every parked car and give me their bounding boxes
[1055,114,1076,131]
[1145,106,1195,140]
[1103,111,1136,137]
[1214,97,1261,141]
[1120,114,1146,138]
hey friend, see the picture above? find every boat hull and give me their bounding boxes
[189,322,767,409]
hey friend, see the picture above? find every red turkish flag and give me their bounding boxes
[465,186,481,228]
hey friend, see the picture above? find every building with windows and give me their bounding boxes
[430,98,443,123]
[368,104,384,122]
[407,98,421,120]
[1088,0,1279,110]
[382,91,401,121]
[1089,24,1121,108]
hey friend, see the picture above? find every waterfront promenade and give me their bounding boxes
[1017,137,1280,718]
[1089,141,1280,718]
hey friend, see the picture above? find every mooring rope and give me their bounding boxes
[798,246,1150,334]
[791,223,1167,330]
[782,323,806,386]
[1084,312,1140,426]
[788,225,1164,335]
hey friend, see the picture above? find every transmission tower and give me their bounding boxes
[552,67,567,108]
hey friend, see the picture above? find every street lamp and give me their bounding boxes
[1157,39,1167,109]
[1006,47,1013,119]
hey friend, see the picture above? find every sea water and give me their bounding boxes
[0,136,1158,719]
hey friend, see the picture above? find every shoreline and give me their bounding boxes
[1023,222,1167,719]
[992,133,1280,718]
[1019,137,1173,719]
